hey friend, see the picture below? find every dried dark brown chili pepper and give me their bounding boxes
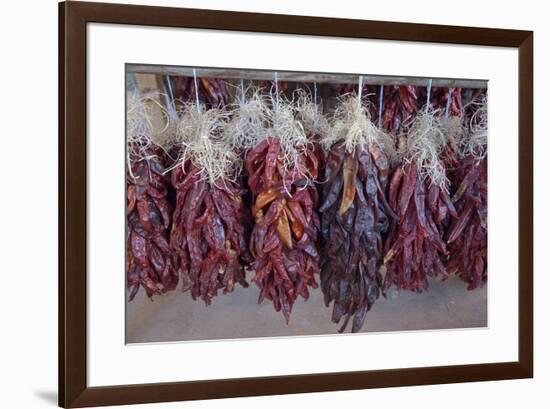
[246,137,320,322]
[319,95,396,333]
[320,142,394,332]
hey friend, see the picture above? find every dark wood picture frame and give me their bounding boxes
[59,1,533,407]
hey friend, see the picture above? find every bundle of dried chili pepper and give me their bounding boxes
[445,96,488,289]
[126,93,178,301]
[169,105,249,304]
[319,95,396,332]
[244,97,320,322]
[382,108,458,293]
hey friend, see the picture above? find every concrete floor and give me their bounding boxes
[126,275,487,343]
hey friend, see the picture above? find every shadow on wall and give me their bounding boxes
[34,390,57,406]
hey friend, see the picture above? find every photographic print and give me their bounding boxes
[125,65,488,343]
[60,3,532,405]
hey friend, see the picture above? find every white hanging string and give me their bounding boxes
[130,74,139,96]
[192,68,200,113]
[313,81,319,129]
[240,78,245,101]
[313,81,317,107]
[357,75,364,102]
[378,84,384,128]
[425,79,433,112]
[445,88,453,118]
[165,76,176,114]
[274,72,280,112]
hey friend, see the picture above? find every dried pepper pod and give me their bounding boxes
[176,76,230,108]
[431,87,464,117]
[333,83,360,96]
[169,105,249,304]
[242,95,320,322]
[254,80,289,95]
[126,93,178,301]
[445,96,488,289]
[378,85,420,136]
[127,155,178,301]
[320,95,396,333]
[382,107,457,293]
[246,139,320,322]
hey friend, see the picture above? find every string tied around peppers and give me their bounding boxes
[174,103,241,188]
[224,86,271,154]
[126,91,178,178]
[294,88,329,141]
[405,107,450,192]
[323,94,395,159]
[439,88,466,170]
[269,94,316,189]
[461,95,487,161]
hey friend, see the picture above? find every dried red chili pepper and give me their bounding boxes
[382,159,456,293]
[445,95,487,289]
[445,156,487,289]
[430,87,464,117]
[169,159,249,304]
[127,149,178,301]
[377,85,419,135]
[379,82,465,294]
[246,137,320,322]
[176,77,230,108]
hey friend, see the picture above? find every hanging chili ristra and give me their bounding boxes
[126,93,178,300]
[445,95,488,289]
[382,96,458,293]
[242,87,320,322]
[320,93,396,333]
[169,103,249,304]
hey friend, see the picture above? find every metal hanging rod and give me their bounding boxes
[127,64,488,89]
